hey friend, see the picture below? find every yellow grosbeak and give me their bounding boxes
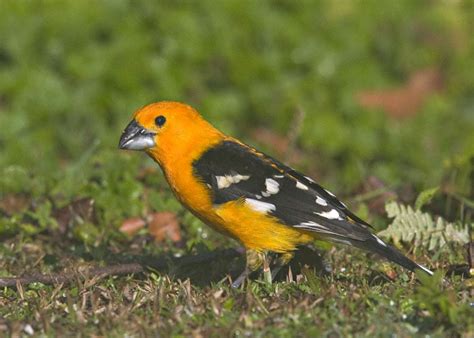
[119,101,432,286]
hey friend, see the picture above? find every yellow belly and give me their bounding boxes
[212,200,314,253]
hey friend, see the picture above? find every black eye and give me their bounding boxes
[155,115,166,127]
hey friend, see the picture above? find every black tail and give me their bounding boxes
[352,235,433,276]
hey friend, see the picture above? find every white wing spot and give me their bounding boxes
[245,198,276,213]
[372,235,387,246]
[315,196,328,206]
[296,181,309,190]
[215,174,250,189]
[324,189,336,197]
[304,176,315,183]
[417,264,434,275]
[293,221,318,228]
[265,178,280,194]
[373,235,387,247]
[273,174,284,179]
[255,194,262,199]
[316,209,342,220]
[294,221,334,234]
[216,176,229,189]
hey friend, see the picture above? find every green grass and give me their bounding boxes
[0,0,473,336]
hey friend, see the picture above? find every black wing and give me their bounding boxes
[193,140,373,242]
[192,140,434,275]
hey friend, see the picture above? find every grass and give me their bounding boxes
[0,235,472,336]
[0,0,473,336]
[0,231,472,337]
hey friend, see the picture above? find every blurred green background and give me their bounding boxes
[0,0,473,222]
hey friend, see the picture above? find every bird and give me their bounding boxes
[119,101,433,287]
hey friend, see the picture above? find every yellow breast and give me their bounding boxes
[214,200,314,253]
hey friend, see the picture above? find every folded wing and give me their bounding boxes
[192,140,373,243]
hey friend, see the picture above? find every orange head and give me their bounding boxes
[119,101,224,166]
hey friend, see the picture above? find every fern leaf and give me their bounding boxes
[378,201,470,251]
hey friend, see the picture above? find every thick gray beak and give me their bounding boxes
[118,120,156,150]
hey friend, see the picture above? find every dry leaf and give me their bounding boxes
[52,198,96,234]
[147,212,181,243]
[119,217,146,236]
[356,68,443,119]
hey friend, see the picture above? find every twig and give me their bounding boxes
[0,263,144,288]
[445,192,474,209]
[0,248,242,288]
[284,106,305,162]
[348,187,393,204]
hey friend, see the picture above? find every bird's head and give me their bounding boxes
[119,101,223,165]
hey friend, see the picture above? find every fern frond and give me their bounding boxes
[378,201,470,251]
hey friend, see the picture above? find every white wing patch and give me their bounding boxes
[293,221,335,234]
[316,209,342,220]
[417,264,434,276]
[315,196,328,206]
[373,235,387,247]
[293,221,318,228]
[262,178,280,197]
[245,198,276,213]
[216,174,250,189]
[304,176,315,183]
[324,188,336,197]
[265,178,280,193]
[296,181,309,190]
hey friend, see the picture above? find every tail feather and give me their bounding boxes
[352,235,433,276]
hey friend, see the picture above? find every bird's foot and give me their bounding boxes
[232,268,250,288]
[231,250,266,288]
[232,251,295,287]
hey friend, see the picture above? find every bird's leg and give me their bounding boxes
[262,252,272,284]
[270,252,295,281]
[232,250,266,288]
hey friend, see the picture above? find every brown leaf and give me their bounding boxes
[384,267,398,280]
[356,68,443,119]
[119,217,146,236]
[52,198,96,234]
[0,194,31,216]
[147,212,181,243]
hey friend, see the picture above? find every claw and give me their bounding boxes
[231,249,265,288]
[232,268,250,288]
